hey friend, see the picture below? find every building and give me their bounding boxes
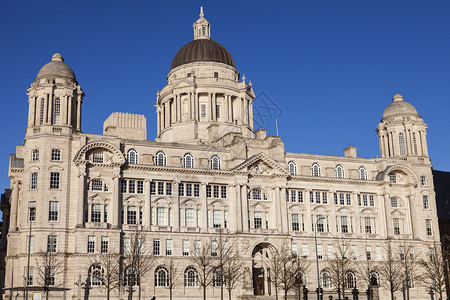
[1,8,441,300]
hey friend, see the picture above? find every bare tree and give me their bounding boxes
[399,242,423,300]
[163,257,182,300]
[222,254,243,300]
[355,241,379,296]
[269,242,298,300]
[90,252,121,300]
[420,242,447,300]
[378,242,403,300]
[123,229,156,300]
[35,251,63,300]
[191,239,215,300]
[327,238,354,299]
[292,251,310,300]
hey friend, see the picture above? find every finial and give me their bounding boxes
[200,6,204,18]
[242,74,246,82]
[157,90,160,97]
[51,53,63,62]
[393,94,404,102]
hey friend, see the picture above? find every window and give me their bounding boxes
[201,104,206,117]
[28,202,36,222]
[48,201,58,221]
[420,176,427,186]
[183,240,190,256]
[184,266,198,286]
[390,198,399,208]
[26,267,34,286]
[398,133,406,155]
[91,180,103,191]
[366,246,372,261]
[312,163,321,177]
[321,270,332,288]
[211,155,221,170]
[50,172,60,189]
[288,161,297,175]
[166,182,172,195]
[155,266,169,287]
[89,264,103,286]
[346,272,356,288]
[317,244,323,259]
[393,218,400,235]
[336,165,344,178]
[39,98,45,125]
[156,151,166,166]
[157,208,166,226]
[91,204,102,222]
[315,216,325,232]
[137,181,144,194]
[129,180,136,193]
[92,152,104,163]
[47,235,57,253]
[426,219,432,236]
[53,98,61,124]
[88,236,95,253]
[153,239,161,255]
[213,269,222,286]
[127,206,137,225]
[389,174,397,183]
[216,105,220,119]
[211,241,218,256]
[184,153,194,168]
[213,210,221,228]
[254,212,262,229]
[166,239,172,256]
[341,216,348,233]
[30,173,38,190]
[421,195,429,210]
[51,149,61,161]
[214,72,219,78]
[27,235,34,254]
[127,149,138,164]
[185,209,195,227]
[125,266,140,286]
[101,236,108,254]
[46,267,56,286]
[302,244,309,258]
[364,217,372,234]
[32,149,39,162]
[359,167,368,180]
[194,184,200,197]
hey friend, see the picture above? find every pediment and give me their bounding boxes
[232,153,290,177]
[171,78,195,90]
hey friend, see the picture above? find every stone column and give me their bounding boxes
[241,185,249,231]
[212,93,217,121]
[61,95,68,126]
[156,108,160,135]
[144,180,151,229]
[201,183,208,232]
[76,164,86,227]
[111,168,121,228]
[388,132,394,157]
[76,95,82,130]
[274,187,283,233]
[421,131,429,156]
[173,181,180,231]
[9,180,19,232]
[43,94,49,124]
[383,194,392,237]
[234,185,242,232]
[68,95,73,127]
[194,93,199,121]
[378,134,384,158]
[177,94,182,122]
[249,99,254,128]
[47,93,53,125]
[406,194,416,237]
[280,187,288,233]
[28,97,36,127]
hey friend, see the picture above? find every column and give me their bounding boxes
[62,95,68,125]
[274,187,283,233]
[194,93,199,121]
[421,131,429,156]
[47,93,53,125]
[211,93,217,121]
[9,180,19,231]
[383,194,392,237]
[173,181,180,231]
[156,109,160,135]
[177,94,182,122]
[76,165,86,227]
[28,97,36,127]
[111,168,121,228]
[407,194,416,238]
[241,185,249,231]
[234,185,242,232]
[201,183,208,232]
[378,133,384,158]
[249,100,254,128]
[280,187,288,233]
[388,132,394,157]
[76,96,82,130]
[189,93,193,120]
[43,94,49,124]
[227,184,235,232]
[144,180,151,229]
[68,95,73,127]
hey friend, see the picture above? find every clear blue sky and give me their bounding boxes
[1,0,450,191]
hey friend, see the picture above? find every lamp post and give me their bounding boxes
[315,215,326,300]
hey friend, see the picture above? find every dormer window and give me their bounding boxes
[92,152,104,164]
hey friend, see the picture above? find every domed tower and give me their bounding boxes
[377,94,429,160]
[156,8,255,144]
[26,53,84,136]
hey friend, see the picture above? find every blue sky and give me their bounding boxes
[1,0,450,191]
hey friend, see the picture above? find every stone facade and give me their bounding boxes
[2,8,441,300]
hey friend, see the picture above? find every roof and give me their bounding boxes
[35,53,76,81]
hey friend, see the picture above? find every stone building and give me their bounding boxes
[1,8,441,300]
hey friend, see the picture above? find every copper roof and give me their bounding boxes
[171,39,235,70]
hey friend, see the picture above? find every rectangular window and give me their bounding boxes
[166,239,173,256]
[341,216,348,233]
[363,195,368,206]
[104,205,108,223]
[292,244,298,256]
[183,240,190,256]
[179,183,184,196]
[369,195,375,206]
[339,193,345,205]
[166,182,172,195]
[150,182,156,195]
[101,236,108,254]
[315,192,321,203]
[426,219,432,236]
[423,195,429,209]
[389,174,397,183]
[32,150,39,162]
[93,152,104,163]
[26,267,34,286]
[91,204,102,222]
[364,217,372,234]
[51,149,61,161]
[137,181,144,194]
[28,202,36,222]
[316,217,324,232]
[27,235,34,254]
[158,182,164,195]
[290,190,296,202]
[366,246,372,261]
[393,218,400,235]
[91,180,103,191]
[346,194,351,205]
[185,209,195,227]
[216,105,220,119]
[47,235,57,253]
[421,176,427,186]
[328,245,333,259]
[211,241,218,256]
[31,173,38,190]
[127,206,137,225]
[87,236,95,253]
[214,72,219,78]
[213,186,219,198]
[201,104,206,117]
[376,246,382,261]
[323,192,328,204]
[194,184,200,197]
[302,244,308,258]
[292,214,299,231]
[224,211,228,228]
[357,194,361,206]
[317,244,323,260]
[48,201,59,221]
[334,193,338,205]
[121,180,127,193]
[123,238,130,254]
[310,191,314,203]
[254,212,262,229]
[157,208,166,226]
[46,268,56,286]
[213,210,221,228]
[298,190,303,203]
[186,183,192,197]
[221,186,227,198]
[206,185,212,197]
[153,239,160,255]
[194,240,201,256]
[50,172,60,189]
[129,180,136,193]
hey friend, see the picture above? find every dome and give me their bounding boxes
[170,39,235,70]
[382,94,419,119]
[36,53,76,81]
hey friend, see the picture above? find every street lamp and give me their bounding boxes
[315,215,326,300]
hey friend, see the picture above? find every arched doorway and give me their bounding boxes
[251,243,276,296]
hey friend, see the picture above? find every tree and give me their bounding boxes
[123,229,156,300]
[399,242,423,300]
[163,257,182,300]
[267,242,299,300]
[355,242,379,297]
[191,239,215,300]
[222,254,243,300]
[327,238,354,299]
[378,242,403,300]
[292,251,310,300]
[420,242,447,300]
[90,252,121,300]
[35,251,63,300]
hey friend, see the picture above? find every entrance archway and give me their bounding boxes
[251,243,276,296]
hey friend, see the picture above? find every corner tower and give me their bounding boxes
[26,53,84,136]
[156,8,255,144]
[377,94,429,160]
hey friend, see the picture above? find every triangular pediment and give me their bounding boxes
[231,153,290,176]
[171,78,195,90]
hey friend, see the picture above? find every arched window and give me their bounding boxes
[184,266,198,287]
[210,155,221,170]
[32,149,39,162]
[398,133,406,155]
[312,163,321,177]
[359,167,368,180]
[370,271,379,286]
[39,98,45,125]
[154,266,169,287]
[184,153,194,168]
[346,271,356,288]
[89,264,104,287]
[124,266,139,286]
[248,189,268,201]
[390,197,402,208]
[288,161,297,175]
[321,270,332,288]
[295,270,306,286]
[212,269,222,287]
[156,151,167,166]
[127,149,138,164]
[88,179,108,192]
[53,98,61,125]
[336,165,344,179]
